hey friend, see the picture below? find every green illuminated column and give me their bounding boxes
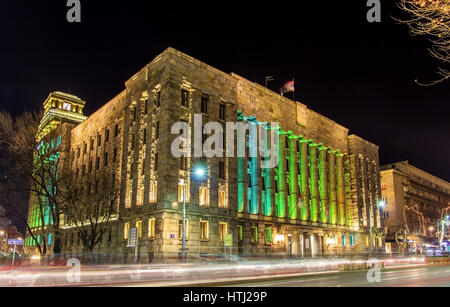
[318,146,328,224]
[328,150,338,225]
[344,155,352,226]
[308,143,319,222]
[298,139,310,221]
[336,152,346,226]
[287,135,298,220]
[276,133,286,218]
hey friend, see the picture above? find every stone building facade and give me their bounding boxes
[380,161,450,254]
[27,47,384,259]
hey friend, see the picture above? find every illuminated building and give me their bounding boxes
[26,48,384,259]
[380,161,450,254]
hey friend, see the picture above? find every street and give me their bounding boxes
[218,264,450,287]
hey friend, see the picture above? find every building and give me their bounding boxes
[26,47,384,260]
[380,161,450,254]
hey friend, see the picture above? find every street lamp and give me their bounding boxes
[369,200,386,257]
[180,166,207,261]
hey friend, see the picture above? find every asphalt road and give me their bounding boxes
[219,265,450,287]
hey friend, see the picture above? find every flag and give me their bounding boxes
[281,80,295,95]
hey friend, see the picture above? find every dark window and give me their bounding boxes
[285,137,289,148]
[181,89,189,107]
[143,128,147,144]
[90,138,94,151]
[77,147,81,158]
[201,94,209,114]
[286,159,290,173]
[133,106,137,122]
[154,153,158,171]
[248,173,252,187]
[180,156,187,171]
[131,134,135,149]
[96,157,100,170]
[82,164,86,176]
[156,91,161,108]
[113,148,117,162]
[83,143,87,154]
[219,161,225,179]
[144,99,148,114]
[89,160,92,172]
[155,121,160,139]
[114,124,119,137]
[104,152,108,167]
[219,104,226,120]
[142,158,146,176]
[97,134,102,147]
[105,129,110,143]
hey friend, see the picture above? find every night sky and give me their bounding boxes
[1,1,449,181]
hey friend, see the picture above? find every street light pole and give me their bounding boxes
[181,179,187,261]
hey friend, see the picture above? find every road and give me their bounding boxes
[218,264,450,287]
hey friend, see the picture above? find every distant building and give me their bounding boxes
[26,48,384,259]
[0,205,12,230]
[380,161,450,254]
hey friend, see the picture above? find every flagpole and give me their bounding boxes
[293,78,295,102]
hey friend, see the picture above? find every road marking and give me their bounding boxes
[383,274,422,281]
[383,268,426,274]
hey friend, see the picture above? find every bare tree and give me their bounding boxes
[0,110,66,256]
[61,170,120,254]
[397,0,450,85]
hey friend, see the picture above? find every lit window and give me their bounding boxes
[124,222,130,240]
[181,89,189,107]
[218,189,227,208]
[200,221,209,240]
[178,180,186,203]
[62,102,72,111]
[148,218,155,238]
[219,222,227,240]
[238,225,243,241]
[265,227,272,244]
[199,186,209,206]
[149,182,157,203]
[137,187,144,207]
[136,221,142,238]
[251,226,258,243]
[178,219,189,239]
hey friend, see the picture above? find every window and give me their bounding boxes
[342,235,346,247]
[265,227,272,244]
[350,234,354,247]
[181,89,189,107]
[136,221,142,238]
[199,186,209,206]
[149,182,157,203]
[124,222,130,240]
[62,102,72,111]
[137,187,144,207]
[200,221,209,240]
[219,104,226,120]
[219,161,225,179]
[133,106,137,122]
[144,99,148,114]
[218,189,226,208]
[156,91,161,108]
[77,146,81,158]
[96,157,100,170]
[238,225,243,241]
[143,128,147,144]
[219,222,227,240]
[104,152,108,167]
[105,129,110,143]
[201,94,209,114]
[178,219,189,238]
[154,153,158,171]
[97,134,102,147]
[251,226,258,243]
[178,180,186,203]
[180,156,188,171]
[155,121,160,139]
[148,218,155,238]
[83,142,87,154]
[90,138,94,151]
[131,134,135,149]
[114,124,119,137]
[113,148,117,162]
